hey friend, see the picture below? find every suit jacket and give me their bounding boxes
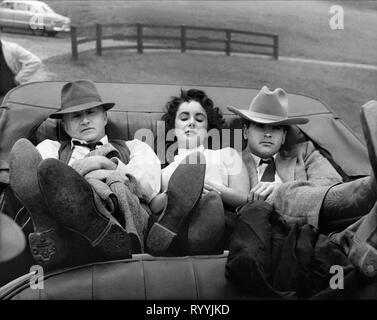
[242,141,343,227]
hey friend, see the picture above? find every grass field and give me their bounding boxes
[44,0,377,65]
[11,0,375,142]
[43,50,377,141]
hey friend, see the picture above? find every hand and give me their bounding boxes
[247,181,282,202]
[84,169,114,181]
[71,156,115,176]
[202,181,222,197]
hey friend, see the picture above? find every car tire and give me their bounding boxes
[31,27,45,36]
[46,31,58,37]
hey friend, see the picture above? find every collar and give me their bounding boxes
[70,135,109,149]
[250,151,277,167]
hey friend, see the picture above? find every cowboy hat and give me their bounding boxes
[49,80,115,119]
[227,86,309,125]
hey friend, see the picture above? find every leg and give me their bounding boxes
[329,101,377,277]
[320,100,377,228]
[37,158,131,260]
[146,152,205,256]
[187,191,225,255]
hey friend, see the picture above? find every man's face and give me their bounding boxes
[244,121,286,158]
[174,100,208,149]
[62,106,107,143]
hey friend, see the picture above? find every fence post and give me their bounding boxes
[70,25,78,60]
[225,30,231,56]
[180,25,186,53]
[137,23,143,54]
[96,23,102,56]
[273,34,279,60]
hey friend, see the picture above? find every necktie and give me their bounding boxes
[260,157,276,182]
[72,140,103,151]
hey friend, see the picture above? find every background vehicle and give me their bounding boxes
[0,81,373,299]
[0,0,70,36]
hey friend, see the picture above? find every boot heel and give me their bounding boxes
[146,223,176,255]
[28,229,67,268]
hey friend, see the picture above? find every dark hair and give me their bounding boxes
[162,88,225,133]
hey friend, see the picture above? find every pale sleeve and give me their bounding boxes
[12,43,41,84]
[115,139,161,203]
[35,139,61,160]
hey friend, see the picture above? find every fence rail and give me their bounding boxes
[70,23,279,60]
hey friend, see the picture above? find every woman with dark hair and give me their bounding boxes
[146,89,249,256]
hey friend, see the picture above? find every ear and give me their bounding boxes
[281,129,287,145]
[242,125,248,140]
[103,111,108,125]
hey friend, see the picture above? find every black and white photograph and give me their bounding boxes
[0,0,377,307]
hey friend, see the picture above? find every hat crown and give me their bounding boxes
[61,80,102,109]
[249,86,288,118]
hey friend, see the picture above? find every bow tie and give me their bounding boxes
[259,157,274,166]
[72,140,103,151]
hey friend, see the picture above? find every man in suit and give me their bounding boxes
[225,86,377,297]
[228,86,376,230]
[8,80,161,270]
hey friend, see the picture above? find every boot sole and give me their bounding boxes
[147,152,205,255]
[9,139,67,267]
[37,158,131,259]
[9,139,57,231]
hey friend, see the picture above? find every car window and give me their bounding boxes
[0,2,15,9]
[14,2,29,11]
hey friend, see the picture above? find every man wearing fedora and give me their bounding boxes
[225,86,377,298]
[8,79,161,270]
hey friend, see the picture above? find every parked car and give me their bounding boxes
[0,81,374,300]
[0,0,70,36]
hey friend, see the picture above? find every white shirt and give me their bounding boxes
[161,145,243,192]
[1,40,41,84]
[251,153,282,183]
[36,135,161,203]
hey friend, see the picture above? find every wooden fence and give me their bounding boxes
[71,23,279,60]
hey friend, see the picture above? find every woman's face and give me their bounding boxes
[174,100,208,149]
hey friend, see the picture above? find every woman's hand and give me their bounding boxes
[247,181,282,202]
[202,181,223,196]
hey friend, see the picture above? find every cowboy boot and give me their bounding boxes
[37,158,132,260]
[329,101,377,277]
[9,139,68,269]
[187,191,225,255]
[146,152,206,256]
[321,175,377,222]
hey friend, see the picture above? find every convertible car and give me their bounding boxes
[0,81,374,300]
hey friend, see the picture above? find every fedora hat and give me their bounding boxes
[49,80,115,119]
[227,86,309,125]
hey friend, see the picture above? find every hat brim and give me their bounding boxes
[227,106,309,125]
[49,101,115,119]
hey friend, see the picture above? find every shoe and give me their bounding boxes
[37,158,131,259]
[146,152,206,255]
[0,212,26,262]
[9,139,68,268]
[188,191,225,255]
